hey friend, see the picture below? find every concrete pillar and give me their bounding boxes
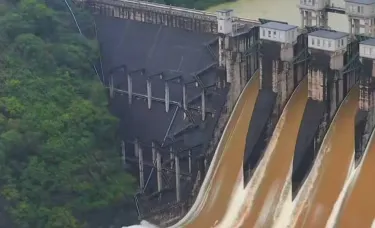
[188,150,192,174]
[156,148,162,192]
[152,141,156,163]
[165,82,170,112]
[170,147,174,169]
[147,79,152,109]
[348,18,352,35]
[201,90,206,121]
[175,155,180,202]
[300,10,305,28]
[219,36,225,67]
[109,75,114,98]
[127,74,133,104]
[183,84,187,119]
[138,143,144,191]
[272,60,278,93]
[354,19,360,35]
[259,56,263,89]
[121,140,126,166]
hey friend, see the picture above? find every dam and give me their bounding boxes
[73,0,375,227]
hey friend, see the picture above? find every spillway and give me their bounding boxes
[334,118,375,227]
[172,73,260,227]
[222,77,308,228]
[291,86,359,228]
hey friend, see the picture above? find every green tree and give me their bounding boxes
[0,0,136,227]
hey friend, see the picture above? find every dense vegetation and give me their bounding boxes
[0,0,136,227]
[154,0,233,11]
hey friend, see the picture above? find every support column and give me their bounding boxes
[188,150,192,174]
[183,84,187,119]
[300,10,305,28]
[128,74,133,104]
[134,138,139,157]
[156,148,162,192]
[165,82,170,112]
[147,79,152,109]
[201,90,206,121]
[138,143,144,191]
[109,75,114,98]
[175,155,180,202]
[170,147,174,169]
[348,18,353,36]
[354,19,360,35]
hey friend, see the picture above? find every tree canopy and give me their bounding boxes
[0,0,136,227]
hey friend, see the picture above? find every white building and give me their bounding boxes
[298,0,330,27]
[308,30,349,52]
[345,0,375,35]
[217,9,234,35]
[308,30,349,70]
[259,22,299,44]
[360,38,375,59]
[299,0,330,11]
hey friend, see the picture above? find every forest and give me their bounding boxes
[0,0,137,227]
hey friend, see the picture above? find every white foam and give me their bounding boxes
[122,220,159,228]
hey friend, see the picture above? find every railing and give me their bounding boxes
[77,0,259,24]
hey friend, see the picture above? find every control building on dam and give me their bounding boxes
[75,0,375,226]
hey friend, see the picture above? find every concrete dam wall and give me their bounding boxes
[75,0,375,227]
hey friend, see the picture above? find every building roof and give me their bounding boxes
[345,0,375,5]
[260,22,298,31]
[309,30,348,39]
[216,9,233,13]
[360,38,375,46]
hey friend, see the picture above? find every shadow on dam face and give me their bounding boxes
[293,86,359,228]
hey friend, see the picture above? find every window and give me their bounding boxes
[268,30,271,37]
[358,5,361,13]
[328,41,332,47]
[317,39,320,46]
[312,38,315,45]
[263,29,265,37]
[220,26,222,31]
[341,39,344,46]
[365,47,370,55]
[273,31,277,38]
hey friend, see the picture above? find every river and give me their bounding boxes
[208,0,348,32]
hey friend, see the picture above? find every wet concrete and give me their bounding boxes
[335,124,375,227]
[184,74,260,228]
[293,86,359,228]
[239,78,308,228]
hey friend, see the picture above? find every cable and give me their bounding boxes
[63,0,105,84]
